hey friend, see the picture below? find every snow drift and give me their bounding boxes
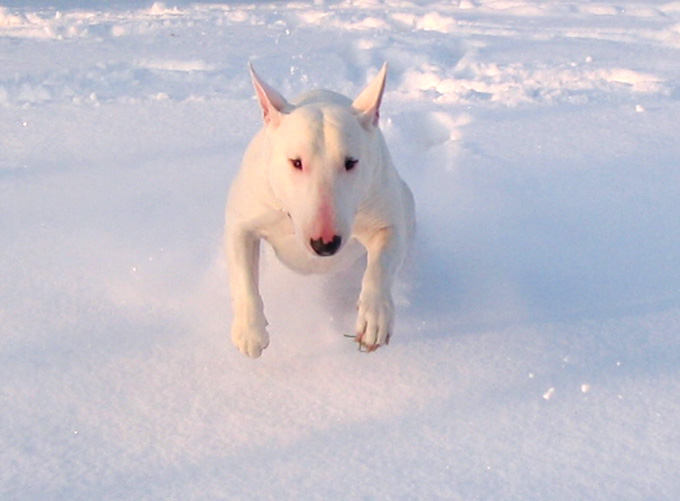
[2,0,680,499]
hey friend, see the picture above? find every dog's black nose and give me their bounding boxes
[310,235,342,256]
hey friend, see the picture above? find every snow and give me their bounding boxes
[2,0,680,498]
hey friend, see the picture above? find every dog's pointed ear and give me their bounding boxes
[249,63,291,128]
[352,63,388,129]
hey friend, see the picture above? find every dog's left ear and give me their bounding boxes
[352,63,388,129]
[249,63,291,129]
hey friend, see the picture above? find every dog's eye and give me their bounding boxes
[344,157,358,171]
[290,158,303,170]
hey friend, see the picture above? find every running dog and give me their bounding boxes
[225,63,415,357]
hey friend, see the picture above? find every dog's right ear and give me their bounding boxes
[249,63,291,129]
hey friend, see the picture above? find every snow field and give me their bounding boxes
[2,0,680,499]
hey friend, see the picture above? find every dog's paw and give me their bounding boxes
[355,288,394,352]
[231,317,270,358]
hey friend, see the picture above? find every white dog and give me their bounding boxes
[225,63,415,358]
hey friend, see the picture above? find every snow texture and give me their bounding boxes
[2,0,680,499]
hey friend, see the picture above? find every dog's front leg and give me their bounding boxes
[355,227,404,351]
[226,226,269,358]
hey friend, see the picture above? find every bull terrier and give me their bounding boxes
[225,63,415,357]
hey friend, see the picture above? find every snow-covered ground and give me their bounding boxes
[2,0,680,498]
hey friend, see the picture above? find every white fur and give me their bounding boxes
[225,63,415,358]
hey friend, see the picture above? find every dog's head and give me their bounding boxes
[250,63,388,257]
